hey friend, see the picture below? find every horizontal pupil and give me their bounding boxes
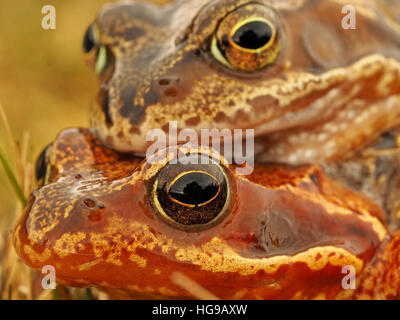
[232,21,273,50]
[169,172,219,206]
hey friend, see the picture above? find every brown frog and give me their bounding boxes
[323,129,400,230]
[84,0,400,164]
[12,128,400,299]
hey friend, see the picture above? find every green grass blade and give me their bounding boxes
[52,288,60,300]
[85,288,95,300]
[8,284,12,300]
[0,147,26,207]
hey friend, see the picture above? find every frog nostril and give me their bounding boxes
[82,198,105,222]
[158,79,170,86]
[83,198,104,209]
[156,77,181,97]
[158,77,180,86]
[83,198,96,208]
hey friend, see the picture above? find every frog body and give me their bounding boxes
[84,0,400,164]
[13,128,400,299]
[12,0,400,300]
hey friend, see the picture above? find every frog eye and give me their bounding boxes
[211,4,282,72]
[35,144,52,186]
[83,23,115,76]
[83,24,98,54]
[150,154,231,231]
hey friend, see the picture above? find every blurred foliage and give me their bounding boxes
[0,0,111,226]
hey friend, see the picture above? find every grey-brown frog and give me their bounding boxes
[83,0,400,164]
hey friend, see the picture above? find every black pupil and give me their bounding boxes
[83,25,96,53]
[232,21,272,50]
[169,172,219,206]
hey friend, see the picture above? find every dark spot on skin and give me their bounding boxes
[159,79,170,86]
[233,109,250,123]
[214,111,229,123]
[119,85,146,125]
[120,86,137,118]
[129,126,141,135]
[123,27,145,41]
[248,95,279,116]
[255,269,265,277]
[161,123,170,134]
[75,174,82,180]
[144,90,159,105]
[309,173,320,185]
[98,89,113,127]
[185,116,201,126]
[129,106,146,125]
[375,156,395,179]
[105,135,115,148]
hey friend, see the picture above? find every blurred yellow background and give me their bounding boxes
[0,0,113,228]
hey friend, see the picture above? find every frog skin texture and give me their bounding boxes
[13,128,400,299]
[12,0,400,300]
[83,0,400,165]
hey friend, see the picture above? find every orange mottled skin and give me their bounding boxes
[13,128,400,299]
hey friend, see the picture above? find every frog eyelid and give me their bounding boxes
[89,23,107,75]
[84,23,112,76]
[211,35,231,67]
[95,45,108,75]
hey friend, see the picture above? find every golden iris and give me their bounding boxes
[150,154,231,231]
[211,4,282,72]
